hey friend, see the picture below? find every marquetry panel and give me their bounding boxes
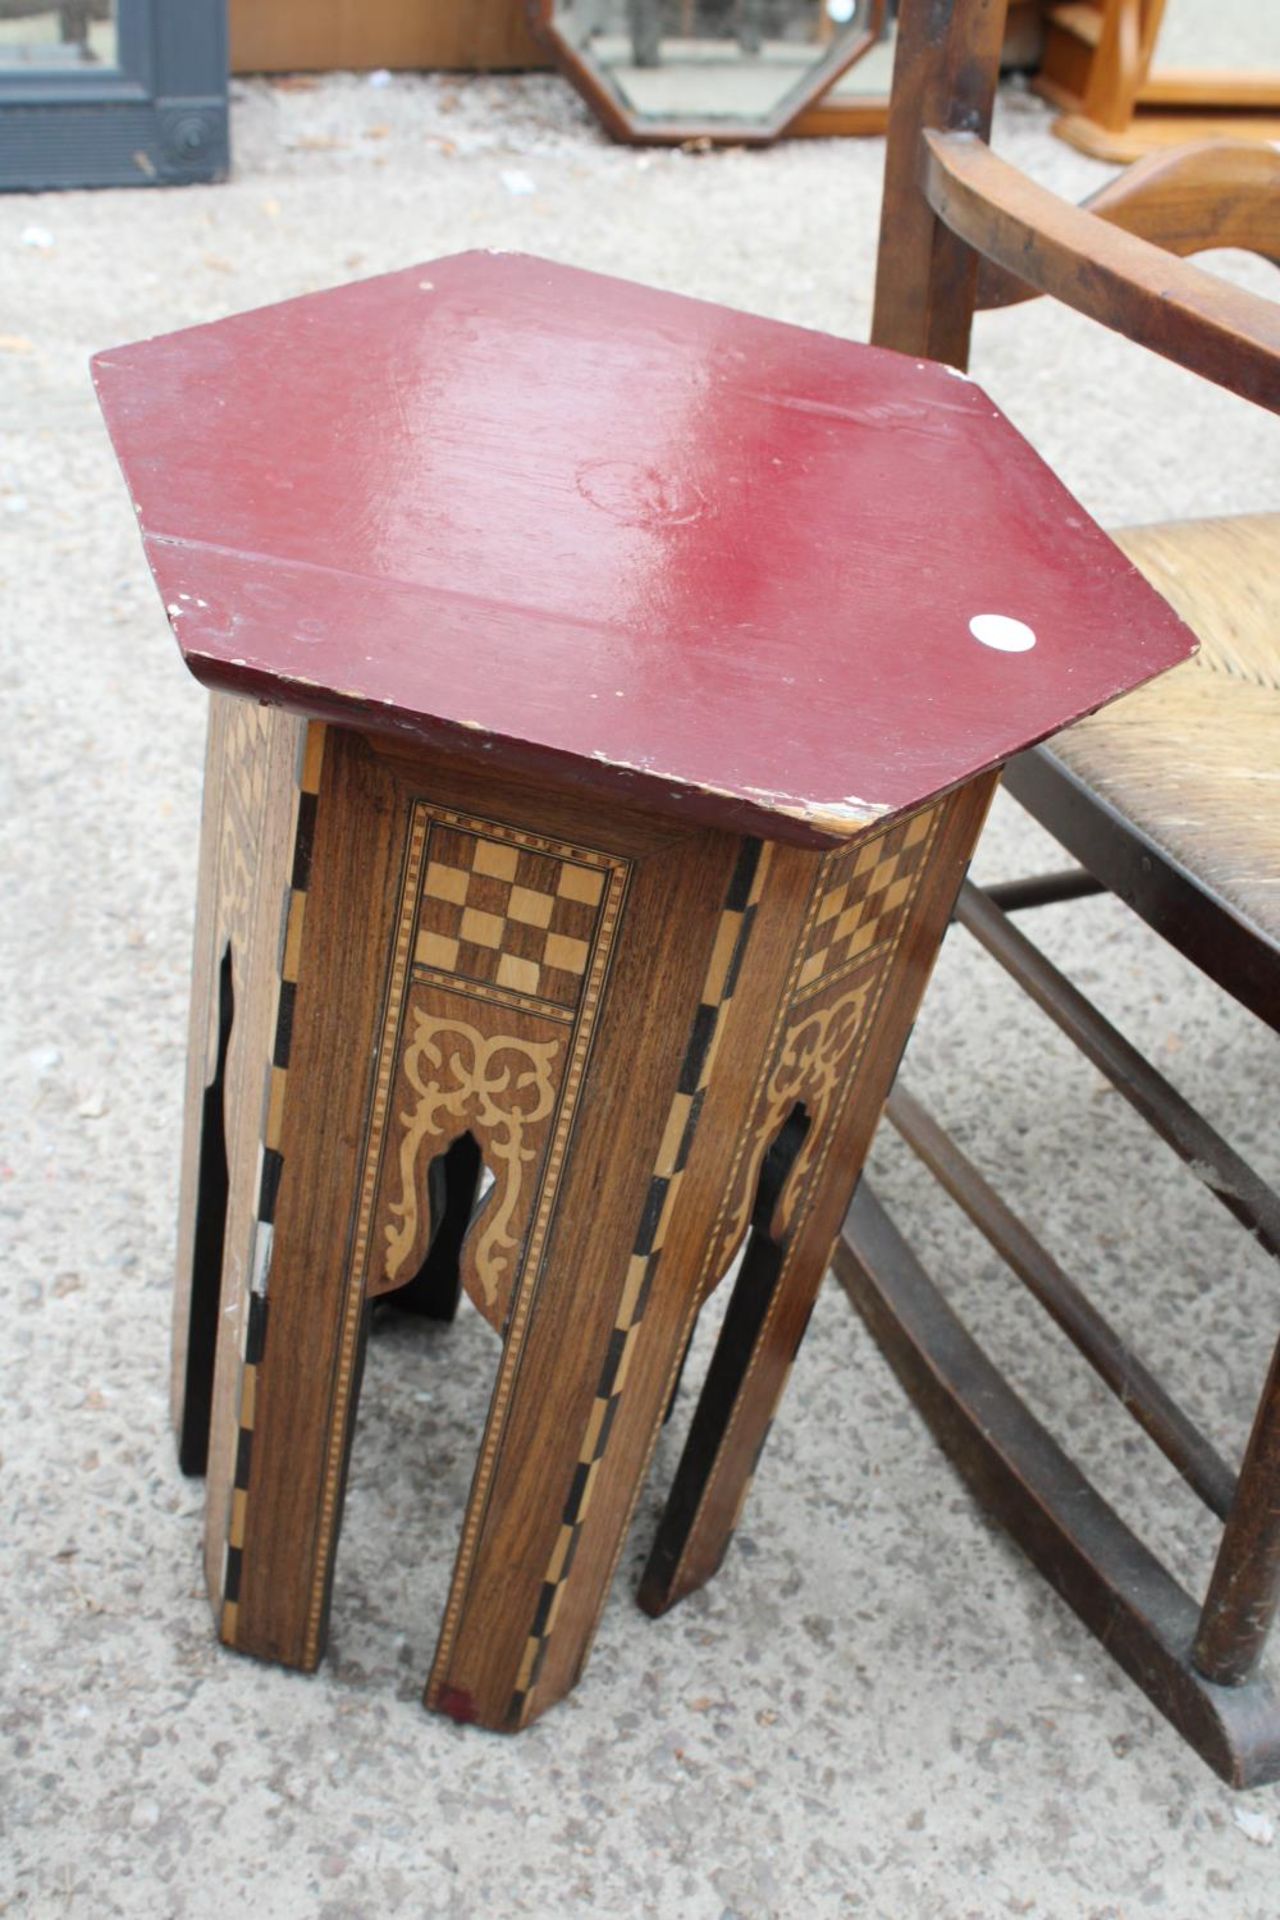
[712,800,943,1272]
[358,805,630,1334]
[796,806,937,998]
[413,815,613,1015]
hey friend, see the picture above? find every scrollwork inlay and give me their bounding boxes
[384,1013,561,1310]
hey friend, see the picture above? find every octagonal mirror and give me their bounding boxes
[528,0,886,145]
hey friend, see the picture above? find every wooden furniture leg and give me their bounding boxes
[414,795,765,1731]
[639,773,997,1616]
[1194,1340,1280,1689]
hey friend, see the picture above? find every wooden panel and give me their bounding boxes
[363,806,631,1332]
[423,808,758,1728]
[211,726,756,1696]
[229,0,550,74]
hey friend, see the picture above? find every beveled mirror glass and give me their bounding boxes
[532,0,885,144]
[0,1,116,70]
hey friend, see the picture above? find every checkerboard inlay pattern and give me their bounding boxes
[414,824,609,1011]
[796,806,934,997]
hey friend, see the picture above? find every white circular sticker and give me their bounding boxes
[969,613,1037,653]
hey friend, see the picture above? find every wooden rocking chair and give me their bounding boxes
[836,0,1280,1789]
[641,0,1280,1788]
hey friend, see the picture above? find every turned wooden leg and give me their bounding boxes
[639,773,999,1617]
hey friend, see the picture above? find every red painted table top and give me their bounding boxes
[94,251,1193,847]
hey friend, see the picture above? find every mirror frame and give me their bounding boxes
[0,0,228,190]
[524,0,886,146]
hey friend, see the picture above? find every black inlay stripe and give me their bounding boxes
[673,1089,706,1175]
[244,1293,269,1366]
[258,1148,284,1226]
[632,1176,669,1259]
[528,1638,550,1692]
[678,1001,718,1094]
[234,1426,254,1490]
[530,1579,558,1637]
[291,791,318,892]
[596,1325,630,1399]
[627,1259,657,1330]
[725,838,762,913]
[224,1546,243,1603]
[562,1459,592,1525]
[591,1392,620,1461]
[722,902,757,1002]
[273,981,297,1067]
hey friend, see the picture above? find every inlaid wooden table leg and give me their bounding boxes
[639,773,999,1618]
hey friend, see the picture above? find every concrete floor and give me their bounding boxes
[2,64,1278,1920]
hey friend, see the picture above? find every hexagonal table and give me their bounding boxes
[93,251,1193,1730]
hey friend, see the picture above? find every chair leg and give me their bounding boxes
[1194,1336,1280,1687]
